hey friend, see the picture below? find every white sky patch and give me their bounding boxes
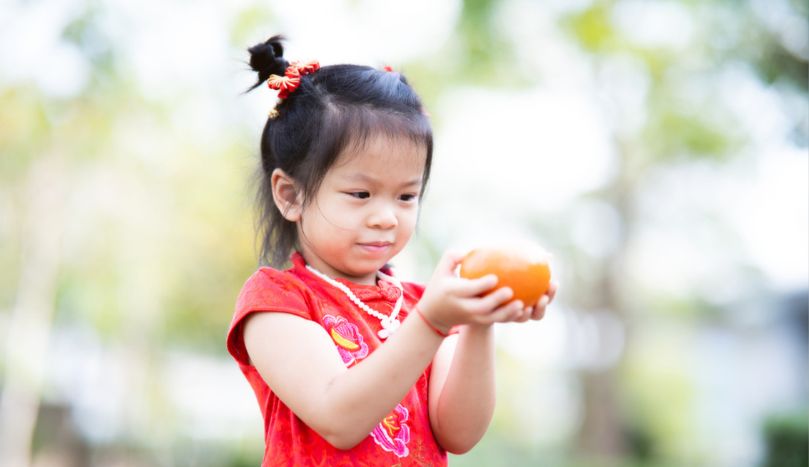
[734,146,808,291]
[273,0,461,66]
[0,0,89,97]
[429,85,616,219]
[542,0,595,16]
[113,1,231,99]
[37,42,90,98]
[595,53,650,136]
[630,148,808,299]
[495,0,593,90]
[611,1,695,50]
[718,64,792,144]
[569,199,623,259]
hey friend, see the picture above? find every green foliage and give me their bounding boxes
[762,410,809,467]
[456,0,518,85]
[0,89,49,181]
[620,329,698,463]
[641,104,740,162]
[61,5,116,77]
[563,2,617,53]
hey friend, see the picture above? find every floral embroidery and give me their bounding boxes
[370,404,411,458]
[322,315,369,366]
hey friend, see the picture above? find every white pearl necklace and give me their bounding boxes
[305,265,404,339]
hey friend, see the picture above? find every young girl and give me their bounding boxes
[227,35,558,466]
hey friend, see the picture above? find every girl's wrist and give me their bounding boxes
[412,305,450,337]
[462,322,494,334]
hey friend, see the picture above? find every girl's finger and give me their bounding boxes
[454,274,499,297]
[547,281,559,302]
[531,296,549,320]
[475,286,514,310]
[514,306,532,323]
[483,300,524,324]
[531,307,546,320]
[436,250,465,275]
[456,286,511,315]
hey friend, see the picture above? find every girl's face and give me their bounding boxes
[297,135,426,285]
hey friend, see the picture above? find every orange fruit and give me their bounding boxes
[459,247,551,306]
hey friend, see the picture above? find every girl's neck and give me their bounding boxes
[297,250,379,286]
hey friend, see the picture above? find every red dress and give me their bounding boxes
[226,252,449,466]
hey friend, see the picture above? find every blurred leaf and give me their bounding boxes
[641,104,741,162]
[563,2,618,53]
[456,0,518,85]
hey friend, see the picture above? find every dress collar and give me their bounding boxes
[290,251,402,303]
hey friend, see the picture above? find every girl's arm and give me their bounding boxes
[244,308,445,449]
[243,253,522,450]
[428,282,558,453]
[427,325,496,454]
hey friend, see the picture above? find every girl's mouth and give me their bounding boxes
[358,242,393,253]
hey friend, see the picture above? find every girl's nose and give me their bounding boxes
[368,205,398,229]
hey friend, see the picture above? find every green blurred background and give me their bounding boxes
[1,0,807,466]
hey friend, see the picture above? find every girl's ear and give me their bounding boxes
[270,168,303,221]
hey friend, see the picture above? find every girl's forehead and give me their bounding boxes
[333,134,427,170]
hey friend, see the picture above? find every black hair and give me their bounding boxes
[246,35,434,267]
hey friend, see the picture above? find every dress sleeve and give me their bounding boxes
[226,268,312,366]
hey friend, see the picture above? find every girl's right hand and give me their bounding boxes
[417,250,526,332]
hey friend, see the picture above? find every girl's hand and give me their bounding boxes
[512,280,558,323]
[417,251,528,331]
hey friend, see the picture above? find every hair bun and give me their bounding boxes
[246,35,289,92]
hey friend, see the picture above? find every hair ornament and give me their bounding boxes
[267,60,320,99]
[383,65,394,72]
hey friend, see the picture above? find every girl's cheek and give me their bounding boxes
[400,210,419,232]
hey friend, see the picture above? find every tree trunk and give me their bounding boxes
[575,140,637,460]
[0,154,68,467]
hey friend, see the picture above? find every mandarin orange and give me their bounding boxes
[459,247,551,307]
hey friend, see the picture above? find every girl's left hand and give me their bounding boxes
[512,281,558,322]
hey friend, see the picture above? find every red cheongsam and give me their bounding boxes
[226,252,449,466]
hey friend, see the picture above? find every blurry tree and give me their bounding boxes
[0,5,126,463]
[407,0,806,464]
[0,3,258,464]
[557,1,807,463]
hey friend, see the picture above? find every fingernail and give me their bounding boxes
[539,296,549,308]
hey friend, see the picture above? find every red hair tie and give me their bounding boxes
[267,60,320,99]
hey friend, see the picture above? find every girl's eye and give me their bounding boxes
[347,191,370,199]
[400,194,418,202]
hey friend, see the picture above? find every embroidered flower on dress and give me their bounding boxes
[370,404,411,458]
[322,315,369,366]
